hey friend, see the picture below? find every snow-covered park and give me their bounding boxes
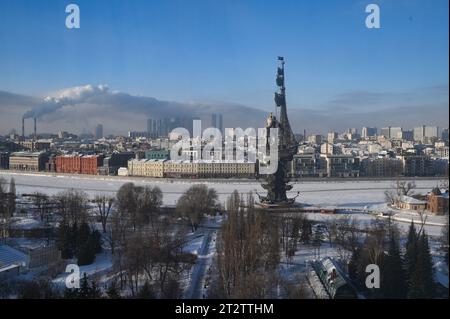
[1,171,447,298]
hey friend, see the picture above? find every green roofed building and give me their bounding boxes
[145,150,170,160]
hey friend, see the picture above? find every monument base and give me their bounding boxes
[255,198,303,212]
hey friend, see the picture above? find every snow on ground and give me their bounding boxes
[0,171,441,208]
[435,261,449,288]
[184,215,221,299]
[183,235,204,256]
[2,171,447,295]
[9,217,43,229]
[52,250,113,287]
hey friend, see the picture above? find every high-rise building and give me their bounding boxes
[381,126,402,139]
[425,126,439,138]
[414,125,439,142]
[327,132,338,143]
[441,128,449,141]
[361,127,377,138]
[147,118,153,134]
[398,130,414,141]
[95,124,103,139]
[211,113,223,134]
[163,117,183,137]
[147,118,160,137]
[307,134,322,145]
[146,117,188,137]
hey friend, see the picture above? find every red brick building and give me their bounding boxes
[427,187,449,215]
[56,154,103,175]
[80,155,103,175]
[56,155,81,174]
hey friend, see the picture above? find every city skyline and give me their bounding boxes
[1,83,448,136]
[0,0,448,135]
[0,0,448,305]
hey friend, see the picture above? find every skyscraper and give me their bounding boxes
[147,118,160,137]
[327,132,338,143]
[381,126,402,139]
[211,113,223,134]
[414,125,439,142]
[95,124,103,139]
[441,128,449,141]
[361,127,377,138]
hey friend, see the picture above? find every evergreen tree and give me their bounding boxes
[90,280,102,299]
[57,224,74,259]
[137,281,156,299]
[78,273,91,298]
[106,281,121,299]
[63,287,79,299]
[348,247,360,282]
[381,231,407,298]
[90,229,103,254]
[409,232,435,298]
[58,221,101,265]
[8,178,16,216]
[76,223,96,265]
[300,219,312,244]
[405,220,418,290]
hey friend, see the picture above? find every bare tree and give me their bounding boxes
[115,183,163,231]
[385,179,417,208]
[322,218,337,247]
[93,195,115,233]
[136,186,162,227]
[439,167,449,191]
[122,216,188,297]
[416,209,428,236]
[396,179,416,196]
[440,218,449,265]
[31,192,50,222]
[280,275,309,299]
[364,219,388,266]
[116,182,139,231]
[216,191,279,298]
[0,177,10,241]
[384,189,398,207]
[54,189,89,226]
[176,184,218,232]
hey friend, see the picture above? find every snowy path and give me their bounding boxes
[184,228,215,299]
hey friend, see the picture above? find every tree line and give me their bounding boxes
[348,220,437,298]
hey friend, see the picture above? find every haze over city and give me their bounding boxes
[0,0,448,135]
[0,0,449,308]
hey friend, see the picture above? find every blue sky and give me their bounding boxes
[0,0,448,113]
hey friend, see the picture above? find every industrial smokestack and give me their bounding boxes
[34,117,37,139]
[22,117,25,138]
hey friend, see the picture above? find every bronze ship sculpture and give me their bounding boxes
[258,57,299,208]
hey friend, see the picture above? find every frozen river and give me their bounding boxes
[1,171,446,236]
[0,171,441,207]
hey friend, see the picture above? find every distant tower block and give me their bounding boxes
[22,117,25,137]
[34,117,37,139]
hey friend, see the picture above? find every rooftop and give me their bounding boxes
[400,195,427,205]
